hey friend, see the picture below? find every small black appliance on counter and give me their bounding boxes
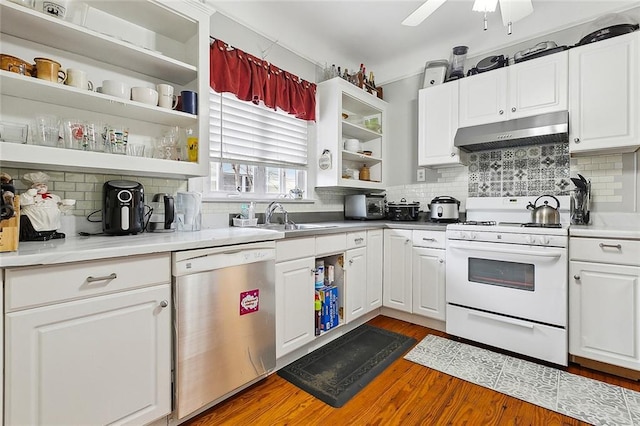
[102,180,145,235]
[387,198,420,221]
[344,194,386,220]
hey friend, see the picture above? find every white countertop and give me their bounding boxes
[0,227,285,268]
[569,213,640,240]
[0,220,450,268]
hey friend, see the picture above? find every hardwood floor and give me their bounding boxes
[184,316,640,426]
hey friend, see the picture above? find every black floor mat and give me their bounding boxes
[277,324,416,407]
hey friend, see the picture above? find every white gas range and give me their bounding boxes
[445,196,570,366]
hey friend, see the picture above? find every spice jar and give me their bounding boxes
[359,164,370,181]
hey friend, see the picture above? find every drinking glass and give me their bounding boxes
[35,114,60,147]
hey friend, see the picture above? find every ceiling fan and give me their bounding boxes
[402,0,533,34]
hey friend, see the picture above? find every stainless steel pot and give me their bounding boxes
[526,195,560,225]
[428,196,460,223]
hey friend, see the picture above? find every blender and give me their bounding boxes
[447,46,468,81]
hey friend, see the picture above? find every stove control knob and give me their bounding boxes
[460,232,469,239]
[470,232,477,240]
[526,235,536,244]
[541,236,550,245]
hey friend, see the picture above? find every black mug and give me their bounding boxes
[180,90,197,115]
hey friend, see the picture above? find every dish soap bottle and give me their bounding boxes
[359,164,370,181]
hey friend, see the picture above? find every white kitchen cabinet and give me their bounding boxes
[383,229,413,313]
[344,246,367,322]
[569,32,640,155]
[4,254,172,425]
[316,77,388,189]
[366,229,383,311]
[275,255,316,358]
[412,231,446,321]
[458,51,568,127]
[418,81,464,168]
[569,237,640,372]
[0,0,211,179]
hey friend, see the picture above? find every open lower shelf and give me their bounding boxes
[1,72,198,127]
[342,150,382,166]
[342,120,382,141]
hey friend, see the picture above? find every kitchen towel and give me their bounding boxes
[405,334,640,426]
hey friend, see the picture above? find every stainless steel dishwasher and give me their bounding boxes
[172,241,276,419]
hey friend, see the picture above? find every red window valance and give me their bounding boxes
[210,39,316,121]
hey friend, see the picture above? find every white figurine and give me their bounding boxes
[19,172,75,240]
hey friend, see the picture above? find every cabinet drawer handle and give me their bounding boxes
[422,237,436,242]
[86,273,117,283]
[499,110,504,115]
[574,275,580,280]
[354,237,364,244]
[599,243,622,250]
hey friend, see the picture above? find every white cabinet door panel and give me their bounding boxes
[569,32,639,154]
[366,229,383,311]
[275,257,315,358]
[5,285,171,426]
[458,68,507,127]
[509,51,568,118]
[412,247,446,321]
[383,229,412,312]
[345,247,367,322]
[570,261,639,363]
[418,82,461,167]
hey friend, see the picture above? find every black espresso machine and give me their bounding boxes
[102,180,145,235]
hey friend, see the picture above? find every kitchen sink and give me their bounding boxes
[256,223,339,232]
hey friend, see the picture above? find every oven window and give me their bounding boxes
[468,258,535,291]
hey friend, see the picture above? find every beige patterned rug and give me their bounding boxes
[405,334,640,426]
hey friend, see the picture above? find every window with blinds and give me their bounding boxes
[203,88,309,198]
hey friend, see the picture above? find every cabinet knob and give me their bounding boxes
[499,110,504,115]
[573,275,580,280]
[349,259,354,265]
[405,239,411,244]
[511,107,516,112]
[439,258,444,264]
[450,152,455,157]
[574,138,580,143]
[160,300,169,308]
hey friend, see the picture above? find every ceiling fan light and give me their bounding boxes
[499,0,533,26]
[472,0,498,13]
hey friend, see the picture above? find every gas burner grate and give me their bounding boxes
[521,223,563,228]
[461,220,497,226]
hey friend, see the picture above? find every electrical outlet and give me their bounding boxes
[416,168,426,182]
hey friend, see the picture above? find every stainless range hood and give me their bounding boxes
[454,111,569,152]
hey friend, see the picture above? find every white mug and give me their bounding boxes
[157,83,178,109]
[131,87,159,106]
[65,68,93,90]
[102,80,130,99]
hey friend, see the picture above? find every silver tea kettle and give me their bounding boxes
[526,195,560,225]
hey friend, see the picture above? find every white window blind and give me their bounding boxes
[209,89,308,168]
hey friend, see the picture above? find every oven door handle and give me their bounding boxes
[448,243,562,258]
[469,310,535,330]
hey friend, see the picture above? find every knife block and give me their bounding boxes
[0,198,20,252]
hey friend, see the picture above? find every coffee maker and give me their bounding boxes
[149,193,175,232]
[102,180,145,235]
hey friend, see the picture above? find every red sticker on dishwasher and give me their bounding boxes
[240,289,259,315]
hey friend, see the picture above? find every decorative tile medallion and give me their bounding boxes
[467,143,570,197]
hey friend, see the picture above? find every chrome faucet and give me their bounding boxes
[265,201,289,225]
